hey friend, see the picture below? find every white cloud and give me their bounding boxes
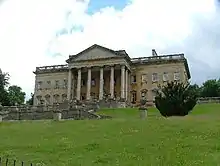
[0,0,219,99]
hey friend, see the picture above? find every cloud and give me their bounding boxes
[0,0,219,99]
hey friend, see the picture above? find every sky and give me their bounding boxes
[0,0,220,100]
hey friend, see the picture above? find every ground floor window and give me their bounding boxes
[131,91,137,104]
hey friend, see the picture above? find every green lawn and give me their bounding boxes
[0,104,220,166]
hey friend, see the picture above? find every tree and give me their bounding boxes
[200,79,220,97]
[7,85,26,105]
[0,69,10,106]
[26,93,34,105]
[155,81,198,117]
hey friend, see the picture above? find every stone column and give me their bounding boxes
[76,68,81,101]
[72,73,75,99]
[67,69,72,100]
[125,69,128,101]
[99,67,104,100]
[86,67,91,100]
[121,65,125,99]
[128,72,131,102]
[110,66,114,98]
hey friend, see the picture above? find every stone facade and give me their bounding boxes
[33,44,191,106]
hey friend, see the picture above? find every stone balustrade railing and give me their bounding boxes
[131,54,185,63]
[34,64,68,74]
[197,97,220,104]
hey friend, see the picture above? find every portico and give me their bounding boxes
[66,44,131,102]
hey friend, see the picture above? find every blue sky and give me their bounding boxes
[87,0,129,14]
[0,0,220,99]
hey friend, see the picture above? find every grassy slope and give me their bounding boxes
[0,104,220,166]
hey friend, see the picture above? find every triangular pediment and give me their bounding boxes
[67,44,126,63]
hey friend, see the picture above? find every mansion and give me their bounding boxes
[33,44,190,106]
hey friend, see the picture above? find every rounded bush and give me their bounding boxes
[155,81,198,117]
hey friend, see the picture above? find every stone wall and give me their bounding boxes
[0,102,112,121]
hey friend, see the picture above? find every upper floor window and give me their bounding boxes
[46,81,51,89]
[163,72,169,82]
[174,72,180,81]
[141,74,147,83]
[91,79,96,86]
[131,75,136,83]
[152,73,158,82]
[63,79,67,88]
[81,79,86,86]
[55,80,59,89]
[37,81,42,90]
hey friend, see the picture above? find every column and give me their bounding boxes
[121,65,125,99]
[99,67,104,100]
[125,69,128,101]
[86,67,91,100]
[76,68,81,100]
[128,72,131,102]
[110,66,114,98]
[72,73,75,99]
[67,69,72,100]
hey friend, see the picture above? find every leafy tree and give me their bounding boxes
[200,79,220,97]
[26,93,34,105]
[0,69,10,106]
[8,85,26,105]
[155,81,198,117]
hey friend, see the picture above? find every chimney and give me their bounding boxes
[152,49,158,56]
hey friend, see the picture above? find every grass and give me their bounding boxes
[0,104,220,166]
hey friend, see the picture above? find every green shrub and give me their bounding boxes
[155,81,198,117]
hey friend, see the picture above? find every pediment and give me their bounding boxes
[67,44,126,63]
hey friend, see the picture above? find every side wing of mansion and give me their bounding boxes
[33,44,191,106]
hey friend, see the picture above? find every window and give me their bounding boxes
[152,89,158,101]
[152,73,158,82]
[174,72,180,81]
[131,75,136,83]
[45,95,51,105]
[36,95,42,105]
[141,89,147,99]
[46,81,51,89]
[91,79,96,86]
[55,80,59,89]
[163,72,169,82]
[63,79,67,88]
[62,94,67,102]
[131,91,137,103]
[141,74,147,83]
[37,81,42,90]
[53,94,60,104]
[81,79,86,86]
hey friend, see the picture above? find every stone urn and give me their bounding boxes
[53,107,62,121]
[139,98,147,119]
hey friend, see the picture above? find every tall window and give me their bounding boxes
[81,79,86,86]
[163,72,169,82]
[131,91,137,103]
[45,95,51,105]
[37,81,42,90]
[91,79,96,86]
[141,89,147,99]
[131,75,136,83]
[63,79,67,89]
[46,81,51,89]
[152,73,158,82]
[55,80,59,89]
[141,74,147,83]
[174,72,180,81]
